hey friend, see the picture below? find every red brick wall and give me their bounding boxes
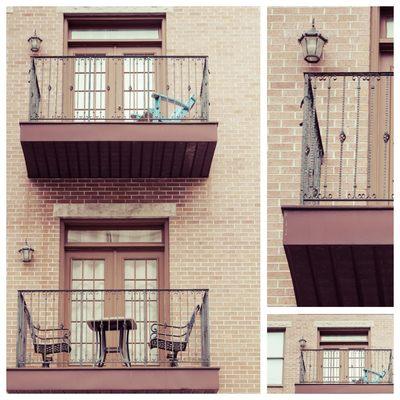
[7,7,260,393]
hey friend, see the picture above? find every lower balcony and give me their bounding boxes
[296,349,393,394]
[7,289,219,393]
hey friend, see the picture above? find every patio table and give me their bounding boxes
[87,318,136,367]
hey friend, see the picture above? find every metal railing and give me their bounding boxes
[300,349,393,384]
[16,289,210,368]
[29,55,209,121]
[301,72,393,203]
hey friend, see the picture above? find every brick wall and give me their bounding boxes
[267,7,371,306]
[7,6,260,393]
[268,314,393,393]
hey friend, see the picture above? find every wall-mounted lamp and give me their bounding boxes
[28,30,42,52]
[299,337,307,350]
[298,18,328,63]
[19,240,34,263]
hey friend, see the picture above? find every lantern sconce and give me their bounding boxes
[19,239,34,263]
[298,18,328,63]
[28,30,42,52]
[299,337,307,350]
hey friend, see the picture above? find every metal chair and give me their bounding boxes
[24,302,71,367]
[149,305,200,367]
[132,93,196,122]
[361,368,387,384]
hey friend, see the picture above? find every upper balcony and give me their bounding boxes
[20,55,218,179]
[8,288,219,393]
[300,72,393,205]
[296,348,393,394]
[282,72,394,306]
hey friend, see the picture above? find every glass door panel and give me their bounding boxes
[114,251,164,365]
[67,47,113,120]
[123,258,158,364]
[123,57,155,119]
[116,47,160,120]
[322,350,340,383]
[348,349,366,382]
[73,57,106,120]
[66,252,112,365]
[71,259,105,363]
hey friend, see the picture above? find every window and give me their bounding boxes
[319,329,369,383]
[70,28,159,41]
[267,330,285,386]
[67,229,162,243]
[386,17,394,38]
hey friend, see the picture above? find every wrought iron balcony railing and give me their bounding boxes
[300,349,393,384]
[28,55,209,122]
[16,289,210,368]
[301,72,393,203]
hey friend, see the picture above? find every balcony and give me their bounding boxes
[20,56,218,178]
[7,289,219,393]
[296,348,393,394]
[282,72,394,306]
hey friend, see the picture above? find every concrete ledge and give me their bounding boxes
[295,383,393,394]
[314,321,374,328]
[7,367,220,393]
[267,321,292,328]
[282,206,393,245]
[53,203,176,219]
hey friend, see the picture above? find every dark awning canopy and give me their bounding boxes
[20,122,218,179]
[282,206,393,306]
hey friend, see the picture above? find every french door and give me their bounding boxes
[64,249,165,365]
[320,347,367,383]
[64,46,161,120]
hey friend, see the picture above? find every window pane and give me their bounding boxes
[267,331,284,357]
[68,229,162,243]
[71,29,159,40]
[147,260,157,279]
[267,359,283,385]
[135,260,146,279]
[72,260,82,279]
[125,260,135,279]
[386,18,394,38]
[321,335,368,343]
[83,260,94,279]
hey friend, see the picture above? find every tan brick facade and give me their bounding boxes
[268,314,393,393]
[267,7,372,306]
[7,7,260,393]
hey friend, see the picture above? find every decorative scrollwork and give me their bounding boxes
[383,132,390,143]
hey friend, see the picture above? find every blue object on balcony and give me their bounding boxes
[361,368,387,384]
[132,93,196,122]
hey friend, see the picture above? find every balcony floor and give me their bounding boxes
[20,121,218,179]
[295,383,393,394]
[7,367,220,393]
